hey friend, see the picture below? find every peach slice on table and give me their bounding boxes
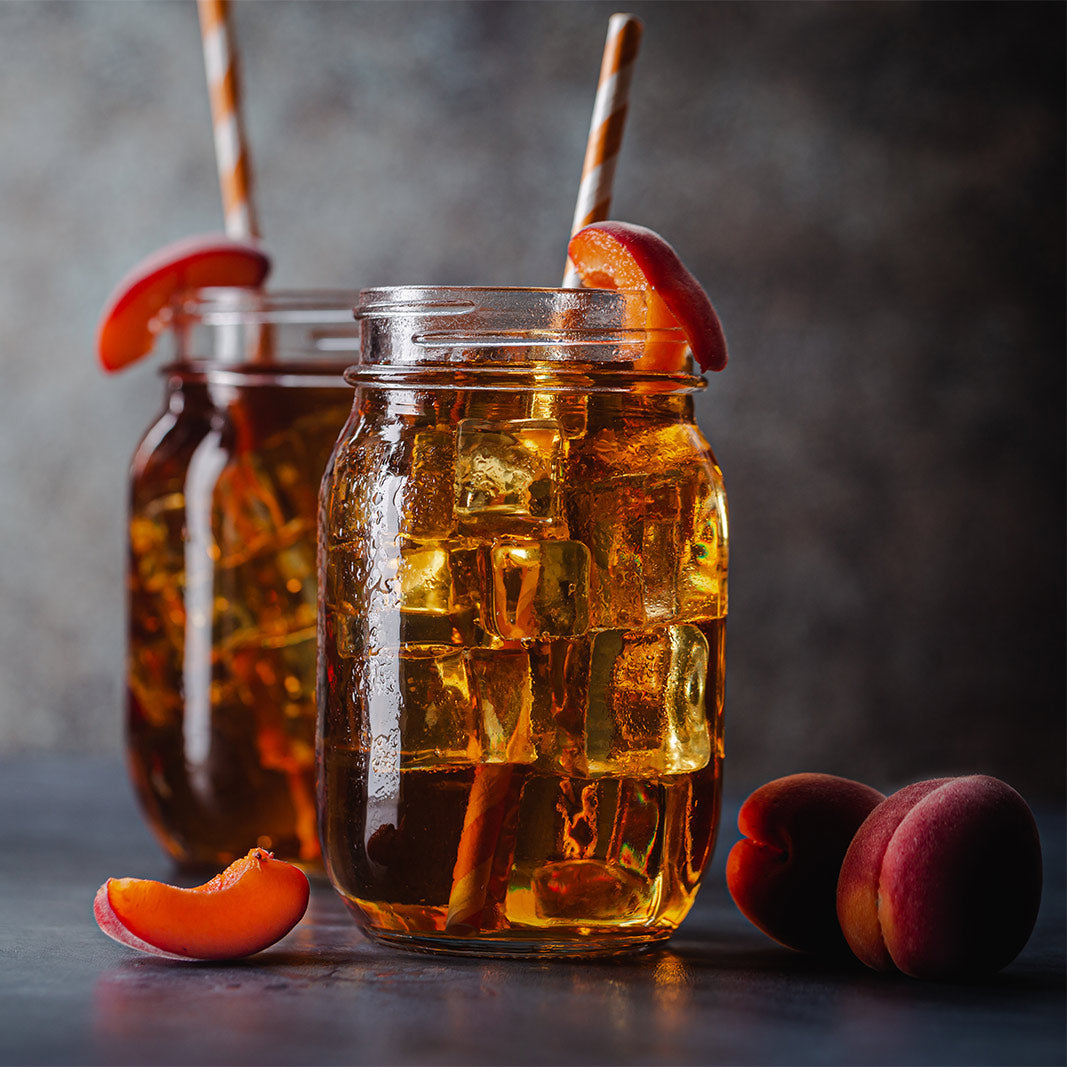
[96,233,271,373]
[566,221,727,373]
[94,847,309,961]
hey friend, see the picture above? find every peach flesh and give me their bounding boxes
[726,773,885,954]
[566,221,728,373]
[837,775,1043,979]
[94,847,309,961]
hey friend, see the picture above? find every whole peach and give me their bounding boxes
[726,773,885,954]
[837,775,1043,980]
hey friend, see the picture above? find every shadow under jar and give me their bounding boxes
[126,289,358,871]
[318,286,728,956]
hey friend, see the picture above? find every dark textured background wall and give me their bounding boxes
[1,1,1063,800]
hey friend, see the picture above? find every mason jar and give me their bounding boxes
[318,285,728,956]
[126,289,358,870]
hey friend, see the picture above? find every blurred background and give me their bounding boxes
[0,1,1062,801]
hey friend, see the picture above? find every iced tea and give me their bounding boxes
[318,287,728,955]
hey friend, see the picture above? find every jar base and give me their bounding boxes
[362,927,673,960]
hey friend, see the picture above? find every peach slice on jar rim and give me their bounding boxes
[96,233,271,373]
[93,847,309,960]
[566,221,727,374]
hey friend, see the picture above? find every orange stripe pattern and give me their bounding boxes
[563,13,644,285]
[446,765,518,932]
[197,0,258,239]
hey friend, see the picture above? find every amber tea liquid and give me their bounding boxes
[126,327,354,869]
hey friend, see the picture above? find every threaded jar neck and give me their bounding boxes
[162,288,361,385]
[349,286,704,394]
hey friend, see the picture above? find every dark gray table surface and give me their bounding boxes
[1,755,1063,1067]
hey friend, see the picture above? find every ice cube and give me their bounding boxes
[398,646,478,766]
[531,859,652,922]
[397,542,451,614]
[676,462,729,620]
[505,777,660,924]
[566,418,730,627]
[447,541,485,626]
[486,540,591,639]
[638,481,681,621]
[468,647,536,764]
[327,428,457,544]
[605,778,664,878]
[528,637,591,777]
[586,624,711,776]
[569,483,643,629]
[405,429,458,539]
[326,537,478,652]
[395,539,479,646]
[213,448,308,565]
[507,775,605,880]
[455,419,565,526]
[568,475,685,629]
[528,393,588,438]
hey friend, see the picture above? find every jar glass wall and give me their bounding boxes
[318,286,728,956]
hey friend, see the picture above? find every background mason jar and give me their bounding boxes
[126,289,357,869]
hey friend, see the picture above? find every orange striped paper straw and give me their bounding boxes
[562,13,644,286]
[446,764,522,932]
[197,0,259,239]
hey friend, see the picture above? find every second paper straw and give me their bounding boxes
[445,15,644,936]
[563,13,644,285]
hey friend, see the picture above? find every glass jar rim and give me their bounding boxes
[170,287,362,327]
[355,284,671,323]
[161,287,361,381]
[351,285,701,390]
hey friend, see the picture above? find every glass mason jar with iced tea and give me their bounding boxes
[126,289,357,870]
[318,286,728,956]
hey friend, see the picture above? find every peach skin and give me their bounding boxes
[727,773,885,954]
[837,775,1043,980]
[96,233,270,372]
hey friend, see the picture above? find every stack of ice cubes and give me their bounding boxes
[324,407,727,778]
